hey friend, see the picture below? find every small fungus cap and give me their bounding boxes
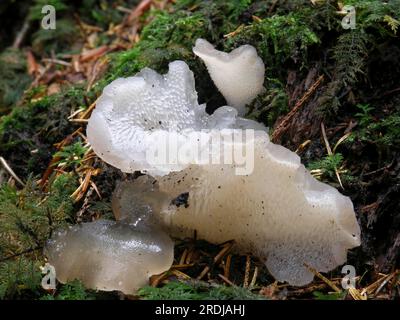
[45,220,174,294]
[193,38,265,115]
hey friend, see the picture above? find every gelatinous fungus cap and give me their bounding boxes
[87,60,265,176]
[193,38,265,115]
[44,220,173,294]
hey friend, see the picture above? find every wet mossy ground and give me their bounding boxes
[0,0,399,299]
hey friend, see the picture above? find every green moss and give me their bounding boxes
[0,257,43,300]
[333,30,369,87]
[225,12,320,75]
[109,10,210,79]
[246,78,288,128]
[46,173,78,216]
[0,174,77,261]
[53,141,89,170]
[40,280,96,300]
[174,0,254,36]
[0,86,87,176]
[348,104,400,149]
[0,173,79,298]
[0,260,107,300]
[308,153,344,180]
[138,280,266,300]
[313,290,347,300]
[0,171,118,300]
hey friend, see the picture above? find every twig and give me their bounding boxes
[287,283,330,297]
[90,181,102,199]
[223,24,245,38]
[79,98,98,120]
[40,128,83,188]
[249,266,258,289]
[361,270,400,296]
[214,241,234,264]
[382,87,400,97]
[0,247,42,263]
[320,122,333,154]
[116,6,133,14]
[171,264,194,269]
[80,46,109,63]
[349,287,367,300]
[127,0,153,23]
[272,75,324,142]
[198,241,234,280]
[69,119,89,123]
[27,51,39,76]
[363,161,394,177]
[0,156,25,187]
[42,58,72,67]
[186,248,194,264]
[295,139,311,154]
[304,263,342,293]
[321,122,344,189]
[12,17,30,49]
[268,0,279,14]
[150,271,168,287]
[179,249,188,265]
[30,63,52,89]
[86,58,108,92]
[218,274,235,286]
[375,274,395,295]
[170,269,191,280]
[224,254,232,279]
[243,255,251,288]
[332,132,352,153]
[68,108,86,119]
[197,266,210,280]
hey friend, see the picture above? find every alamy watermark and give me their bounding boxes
[41,5,56,30]
[41,263,56,290]
[145,129,255,176]
[341,264,356,289]
[340,5,356,29]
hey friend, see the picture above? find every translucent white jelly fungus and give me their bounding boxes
[87,60,266,176]
[44,220,173,294]
[193,38,265,115]
[115,132,361,286]
[87,57,361,286]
